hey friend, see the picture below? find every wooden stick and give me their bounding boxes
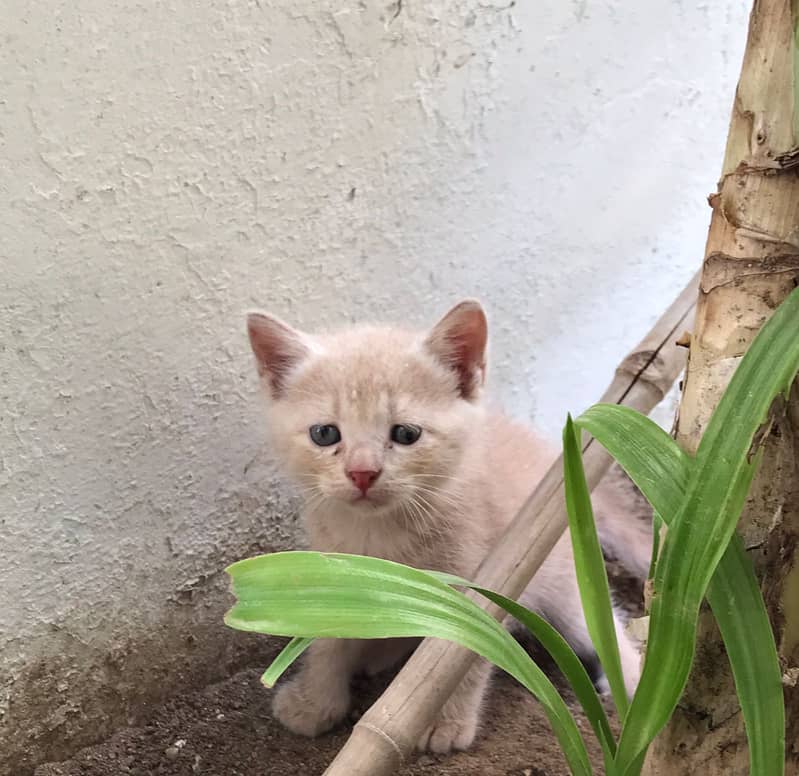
[324,273,699,776]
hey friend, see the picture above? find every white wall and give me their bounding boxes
[0,0,748,769]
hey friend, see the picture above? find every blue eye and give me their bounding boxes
[309,424,341,447]
[390,424,422,445]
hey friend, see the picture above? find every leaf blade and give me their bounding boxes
[578,402,786,776]
[261,636,313,688]
[225,551,594,776]
[563,414,629,720]
[613,286,799,772]
[429,569,617,769]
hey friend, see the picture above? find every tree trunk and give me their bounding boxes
[644,1,799,773]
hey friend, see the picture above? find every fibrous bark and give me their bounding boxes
[644,1,799,772]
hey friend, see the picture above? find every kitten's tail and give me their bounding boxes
[593,468,654,579]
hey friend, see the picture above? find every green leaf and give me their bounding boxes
[429,570,616,769]
[577,405,692,499]
[579,380,789,774]
[612,285,799,774]
[647,512,662,580]
[261,636,313,688]
[225,551,594,776]
[563,414,629,721]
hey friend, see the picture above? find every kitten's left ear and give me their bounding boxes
[424,299,488,400]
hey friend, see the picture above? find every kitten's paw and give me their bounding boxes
[594,672,611,696]
[417,713,478,753]
[272,678,349,738]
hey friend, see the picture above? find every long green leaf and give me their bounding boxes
[225,551,593,775]
[597,286,799,773]
[578,404,785,776]
[428,569,616,769]
[261,636,313,687]
[563,414,629,720]
[578,405,692,502]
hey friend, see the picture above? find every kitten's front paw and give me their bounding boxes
[272,677,350,738]
[417,712,479,754]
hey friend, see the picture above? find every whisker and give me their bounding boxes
[402,499,430,553]
[415,492,454,531]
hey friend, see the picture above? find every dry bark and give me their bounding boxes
[643,1,799,773]
[322,276,698,776]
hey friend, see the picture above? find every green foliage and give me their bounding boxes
[562,415,628,721]
[226,287,799,774]
[226,551,594,775]
[578,405,785,776]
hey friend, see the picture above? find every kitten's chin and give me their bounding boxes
[340,492,394,515]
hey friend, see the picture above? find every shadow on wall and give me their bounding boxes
[3,485,303,774]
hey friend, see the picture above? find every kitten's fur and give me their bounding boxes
[246,300,651,753]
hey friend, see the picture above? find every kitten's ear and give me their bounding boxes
[246,312,310,397]
[424,299,488,400]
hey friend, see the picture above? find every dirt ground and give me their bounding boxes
[34,653,609,776]
[36,561,640,776]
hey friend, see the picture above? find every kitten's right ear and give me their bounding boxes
[424,299,488,400]
[246,312,309,397]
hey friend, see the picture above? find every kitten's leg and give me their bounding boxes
[362,637,419,677]
[417,658,493,753]
[272,638,363,737]
[614,612,642,697]
[520,565,642,697]
[541,602,641,697]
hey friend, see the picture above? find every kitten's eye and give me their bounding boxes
[309,424,341,447]
[390,424,422,445]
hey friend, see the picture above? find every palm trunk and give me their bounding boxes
[644,1,799,773]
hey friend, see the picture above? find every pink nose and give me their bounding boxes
[349,469,381,495]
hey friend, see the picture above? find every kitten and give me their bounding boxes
[246,300,651,753]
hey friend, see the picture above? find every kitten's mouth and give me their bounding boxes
[348,490,387,508]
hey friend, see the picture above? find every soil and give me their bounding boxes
[35,559,641,776]
[34,650,610,776]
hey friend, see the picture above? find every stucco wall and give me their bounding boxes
[1,0,747,770]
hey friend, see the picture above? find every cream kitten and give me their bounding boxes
[246,300,651,753]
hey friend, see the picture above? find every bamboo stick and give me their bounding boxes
[323,272,699,776]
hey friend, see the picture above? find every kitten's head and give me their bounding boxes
[246,301,488,517]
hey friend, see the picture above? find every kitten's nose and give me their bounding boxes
[348,469,381,495]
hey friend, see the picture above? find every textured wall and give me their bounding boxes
[1,0,747,769]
